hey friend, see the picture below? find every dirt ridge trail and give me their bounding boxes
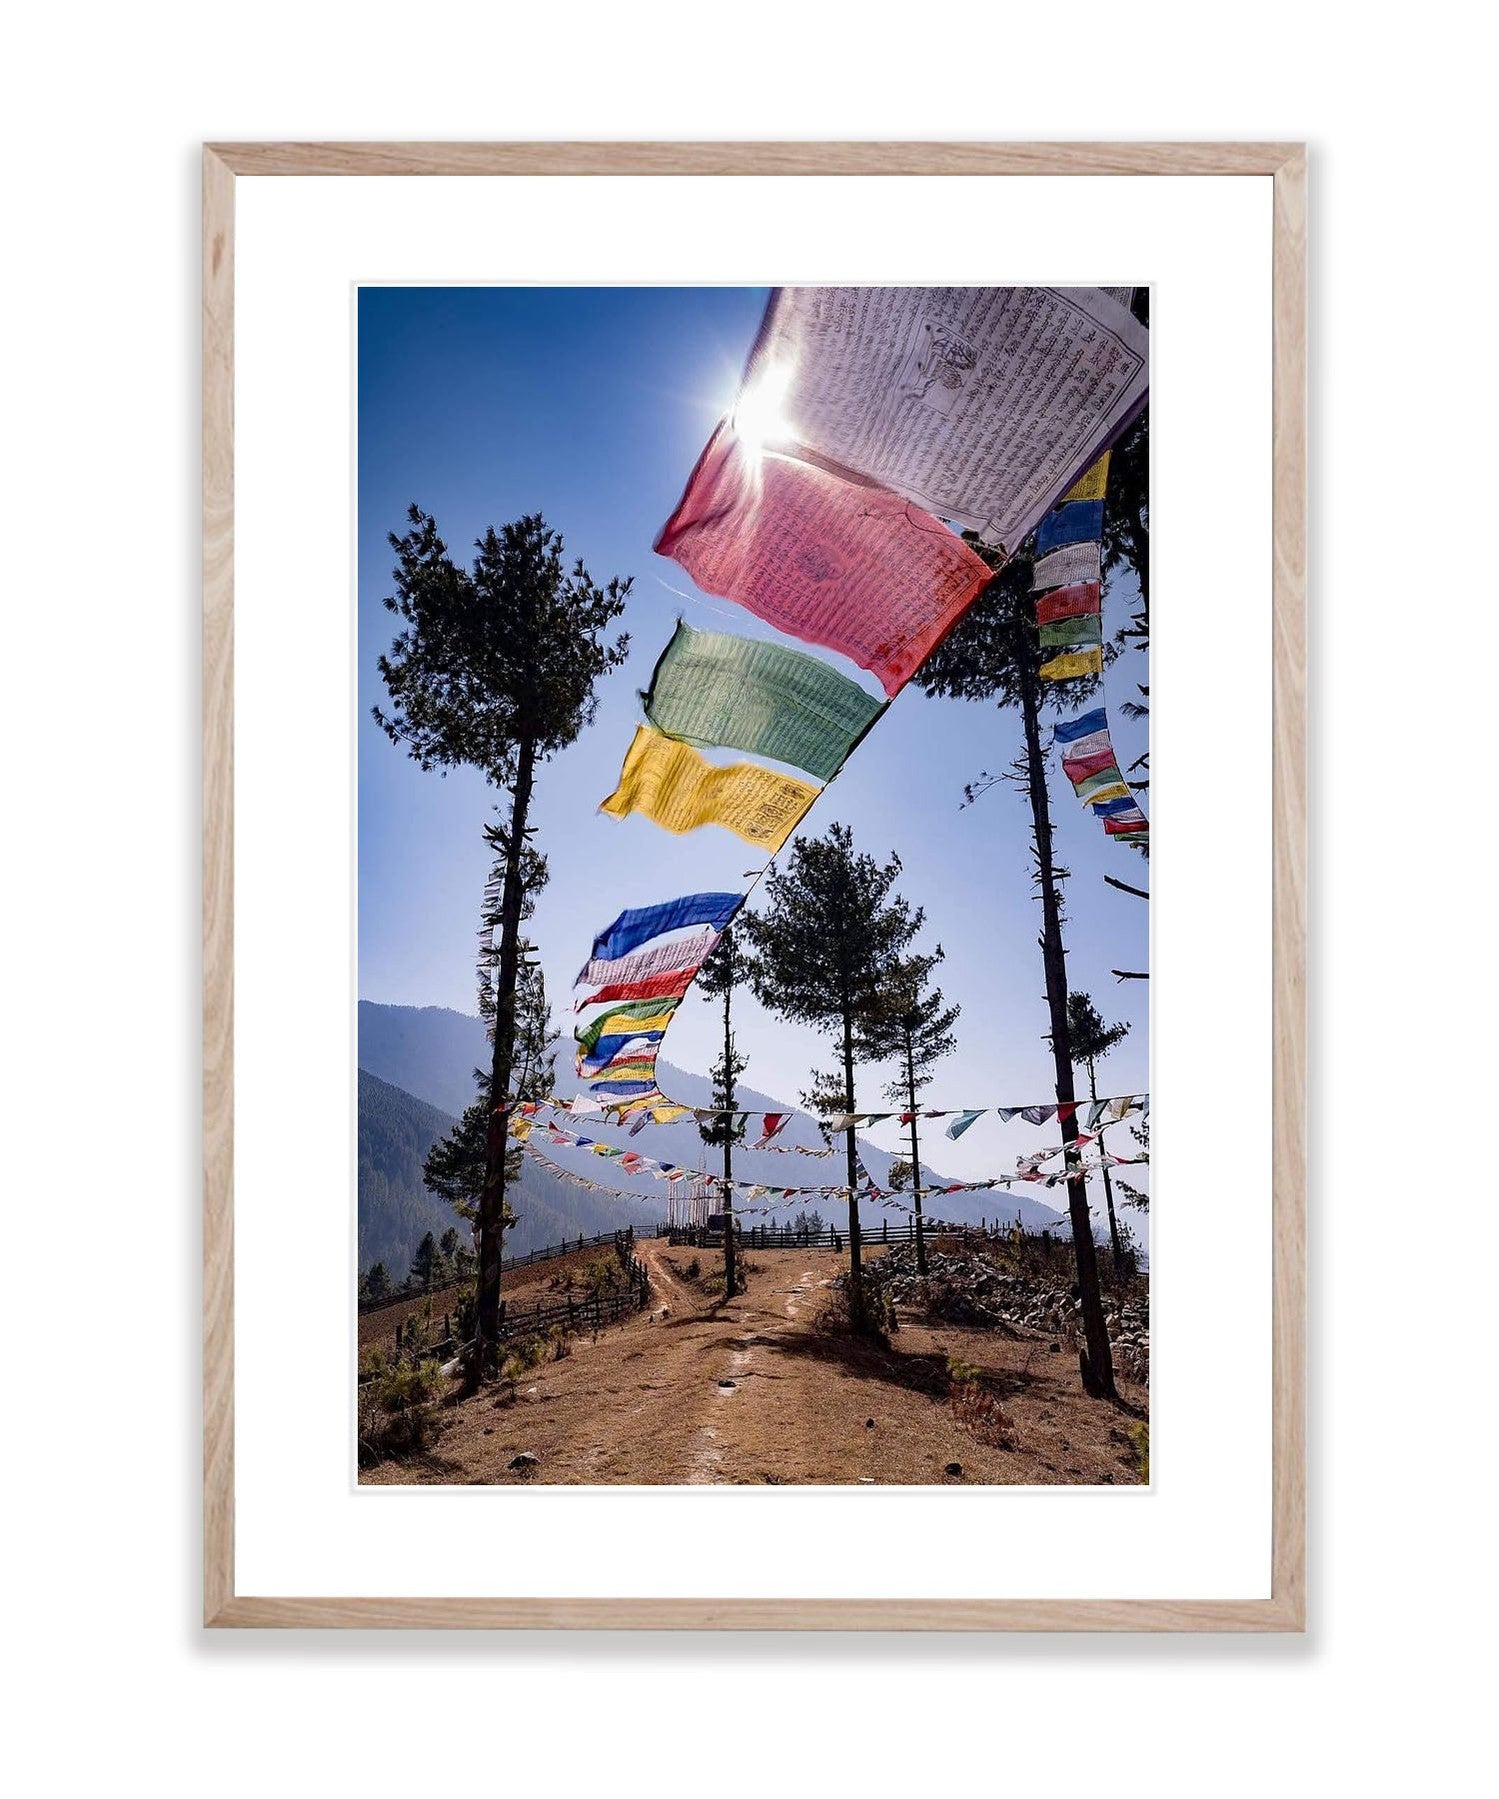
[360,1243,1147,1487]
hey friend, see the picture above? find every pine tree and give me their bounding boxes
[917,557,1118,1398]
[410,1231,440,1293]
[375,508,629,1372]
[873,954,959,1277]
[423,963,556,1269]
[742,823,927,1332]
[1066,991,1132,1270]
[695,925,749,1298]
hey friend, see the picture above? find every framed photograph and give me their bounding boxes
[204,141,1305,1629]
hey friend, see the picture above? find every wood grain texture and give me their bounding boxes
[207,140,1300,178]
[201,140,1308,1631]
[1269,147,1308,1631]
[203,145,235,1627]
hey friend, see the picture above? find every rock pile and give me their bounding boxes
[869,1240,1149,1379]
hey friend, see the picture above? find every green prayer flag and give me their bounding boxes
[1074,765,1125,801]
[1038,613,1104,648]
[643,620,886,782]
[575,998,679,1054]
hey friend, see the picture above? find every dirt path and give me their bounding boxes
[361,1243,1147,1487]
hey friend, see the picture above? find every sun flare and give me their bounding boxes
[731,362,796,458]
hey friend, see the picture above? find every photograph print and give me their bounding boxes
[356,285,1151,1487]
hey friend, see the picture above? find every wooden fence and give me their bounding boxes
[656,1216,1069,1253]
[378,1251,652,1368]
[359,1227,639,1316]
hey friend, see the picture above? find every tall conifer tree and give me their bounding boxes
[376,508,629,1371]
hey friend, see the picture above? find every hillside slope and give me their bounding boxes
[359,1068,648,1276]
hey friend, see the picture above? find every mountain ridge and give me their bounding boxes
[358,999,1067,1240]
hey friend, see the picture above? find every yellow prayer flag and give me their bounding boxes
[1039,647,1104,682]
[1061,452,1111,504]
[650,1104,692,1124]
[1082,782,1130,806]
[601,724,820,851]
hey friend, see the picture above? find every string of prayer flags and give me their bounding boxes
[525,1092,1148,1133]
[518,1119,1142,1206]
[1051,706,1150,848]
[653,418,993,698]
[574,889,749,1100]
[740,287,1148,552]
[643,620,885,783]
[1034,453,1108,683]
[600,723,820,852]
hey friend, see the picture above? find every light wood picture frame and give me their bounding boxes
[203,140,1306,1630]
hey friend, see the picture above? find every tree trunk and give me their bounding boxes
[1089,1056,1124,1272]
[476,736,536,1371]
[904,1026,927,1278]
[840,1002,865,1328]
[720,982,737,1301]
[1015,666,1117,1401]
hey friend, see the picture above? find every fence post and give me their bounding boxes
[882,1218,888,1243]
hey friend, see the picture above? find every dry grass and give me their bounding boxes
[360,1243,1148,1488]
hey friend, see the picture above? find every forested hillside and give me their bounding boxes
[358,1067,643,1277]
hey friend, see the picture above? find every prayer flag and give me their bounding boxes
[655,420,992,697]
[945,1109,984,1140]
[601,724,819,851]
[588,890,741,965]
[1039,614,1103,647]
[1104,815,1147,834]
[1036,582,1102,625]
[1060,452,1111,503]
[1053,707,1109,746]
[1035,498,1105,555]
[1033,542,1102,590]
[575,926,720,993]
[577,967,704,1011]
[643,620,885,782]
[744,287,1148,549]
[575,1000,680,1053]
[1074,767,1126,802]
[1040,647,1103,681]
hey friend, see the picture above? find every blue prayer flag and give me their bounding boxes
[1053,707,1108,746]
[1035,499,1104,556]
[589,892,741,964]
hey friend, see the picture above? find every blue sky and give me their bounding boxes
[357,287,1149,1189]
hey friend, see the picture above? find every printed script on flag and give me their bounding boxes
[601,724,819,851]
[745,287,1148,553]
[642,621,886,782]
[654,421,993,697]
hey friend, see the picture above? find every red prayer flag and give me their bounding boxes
[1035,582,1102,625]
[1104,816,1149,835]
[1062,747,1119,782]
[655,420,992,698]
[575,966,701,1010]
